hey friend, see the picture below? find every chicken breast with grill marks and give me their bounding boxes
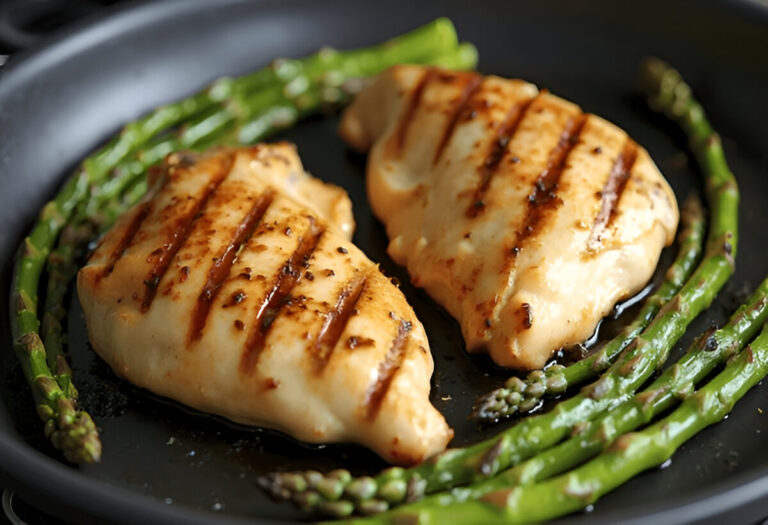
[339,65,679,370]
[77,143,452,465]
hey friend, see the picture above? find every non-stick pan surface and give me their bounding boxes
[2,0,768,523]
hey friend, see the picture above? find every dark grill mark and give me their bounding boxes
[506,113,588,260]
[364,319,412,420]
[240,222,325,373]
[100,201,152,277]
[467,96,538,218]
[139,156,235,312]
[591,139,639,239]
[432,74,483,165]
[188,192,274,342]
[394,68,436,153]
[313,276,369,370]
[516,302,533,332]
[346,336,375,349]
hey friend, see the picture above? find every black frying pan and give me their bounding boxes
[2,0,768,523]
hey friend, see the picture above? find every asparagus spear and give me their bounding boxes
[9,172,101,464]
[349,277,768,522]
[208,17,460,102]
[85,17,461,184]
[15,20,474,463]
[505,277,768,485]
[260,58,740,517]
[362,321,768,524]
[474,196,706,421]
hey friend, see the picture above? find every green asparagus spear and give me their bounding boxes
[9,171,101,463]
[209,17,460,102]
[506,277,768,485]
[15,19,474,463]
[86,17,461,182]
[474,196,706,420]
[360,321,768,524]
[350,277,768,522]
[232,42,478,144]
[260,58,740,518]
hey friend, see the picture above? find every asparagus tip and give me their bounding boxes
[53,410,102,464]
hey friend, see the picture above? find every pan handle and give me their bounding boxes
[0,0,102,52]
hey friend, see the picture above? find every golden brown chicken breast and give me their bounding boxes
[339,65,679,369]
[78,143,452,465]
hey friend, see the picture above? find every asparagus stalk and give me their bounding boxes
[9,172,101,464]
[208,17,460,102]
[85,17,461,183]
[506,277,768,485]
[15,20,474,463]
[352,278,768,522]
[232,42,478,144]
[260,58,740,518]
[362,321,768,524]
[474,196,706,421]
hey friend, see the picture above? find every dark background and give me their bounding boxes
[0,0,127,55]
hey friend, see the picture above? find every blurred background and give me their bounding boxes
[0,0,130,56]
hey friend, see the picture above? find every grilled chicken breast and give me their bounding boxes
[339,65,679,370]
[78,143,452,465]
